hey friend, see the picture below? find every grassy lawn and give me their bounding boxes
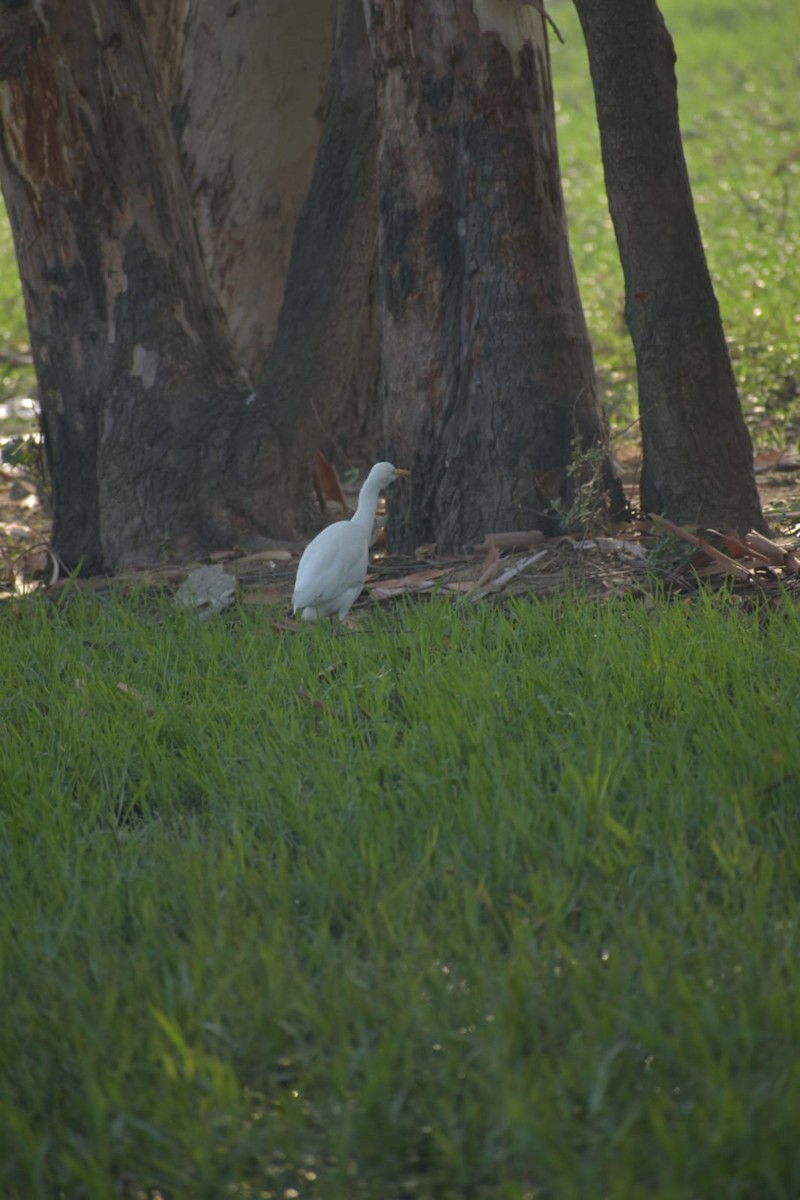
[2,4,800,1198]
[2,589,800,1198]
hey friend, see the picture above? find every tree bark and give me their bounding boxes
[175,0,337,377]
[0,0,382,570]
[573,0,766,532]
[366,0,624,553]
[229,0,382,529]
[0,0,252,571]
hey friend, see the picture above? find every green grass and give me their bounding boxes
[2,589,800,1198]
[551,0,800,438]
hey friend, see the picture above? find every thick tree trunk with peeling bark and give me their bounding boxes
[573,0,765,532]
[366,0,624,553]
[0,0,252,571]
[0,0,380,570]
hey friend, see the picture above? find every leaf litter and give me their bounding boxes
[2,451,799,617]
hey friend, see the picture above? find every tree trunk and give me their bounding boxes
[175,0,337,377]
[366,0,624,553]
[138,0,187,105]
[0,0,252,571]
[0,0,382,570]
[228,0,382,528]
[573,0,766,532]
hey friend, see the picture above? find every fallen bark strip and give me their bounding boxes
[744,529,792,564]
[649,514,763,585]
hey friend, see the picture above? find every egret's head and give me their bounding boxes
[370,462,410,488]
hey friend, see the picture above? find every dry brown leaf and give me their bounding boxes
[706,529,759,561]
[370,582,438,600]
[312,450,348,514]
[366,567,450,591]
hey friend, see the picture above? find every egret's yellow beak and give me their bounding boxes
[393,468,411,478]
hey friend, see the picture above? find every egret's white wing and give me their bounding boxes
[292,521,369,615]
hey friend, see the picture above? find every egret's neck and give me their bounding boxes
[350,474,385,533]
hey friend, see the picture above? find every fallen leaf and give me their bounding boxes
[706,529,758,560]
[312,451,348,514]
[366,567,450,591]
[370,581,440,599]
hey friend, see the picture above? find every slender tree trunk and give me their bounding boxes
[573,0,766,532]
[366,0,624,553]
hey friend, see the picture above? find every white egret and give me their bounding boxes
[292,462,410,621]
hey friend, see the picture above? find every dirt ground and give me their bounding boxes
[1,446,799,607]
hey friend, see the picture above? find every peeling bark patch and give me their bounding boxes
[472,0,543,77]
[0,37,87,199]
[100,232,129,345]
[132,344,159,389]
